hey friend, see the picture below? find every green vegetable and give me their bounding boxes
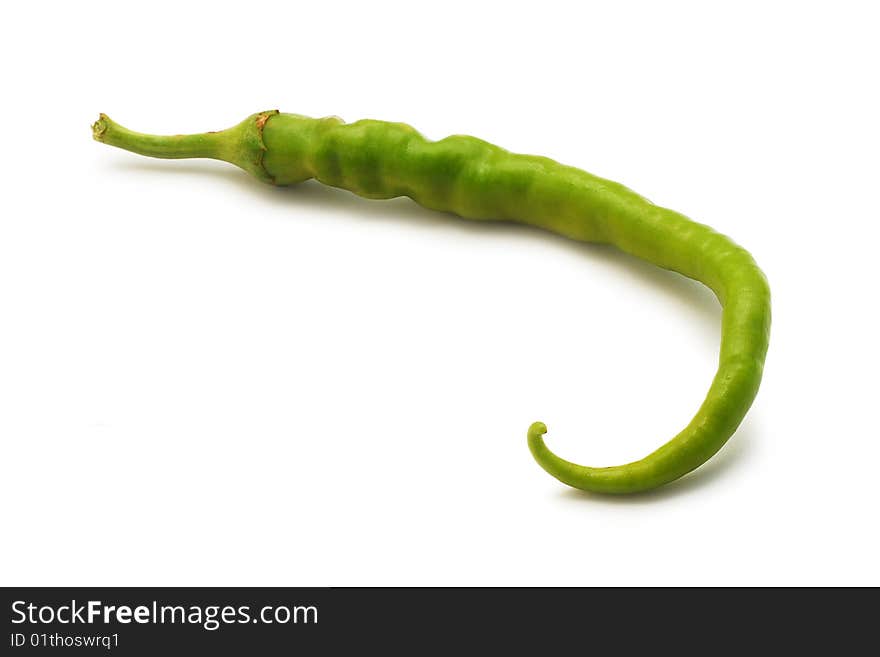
[93,110,771,494]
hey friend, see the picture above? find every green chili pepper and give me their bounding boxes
[92,110,771,495]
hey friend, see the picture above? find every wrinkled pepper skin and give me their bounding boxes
[93,110,771,495]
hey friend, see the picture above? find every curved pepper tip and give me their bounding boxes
[527,421,548,449]
[528,421,547,436]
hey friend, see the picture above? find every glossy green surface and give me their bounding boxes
[93,111,771,494]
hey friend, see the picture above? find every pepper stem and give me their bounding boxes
[92,110,280,183]
[91,114,230,160]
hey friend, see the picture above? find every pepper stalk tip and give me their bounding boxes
[92,114,109,141]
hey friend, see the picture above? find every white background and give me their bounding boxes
[1,1,877,586]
